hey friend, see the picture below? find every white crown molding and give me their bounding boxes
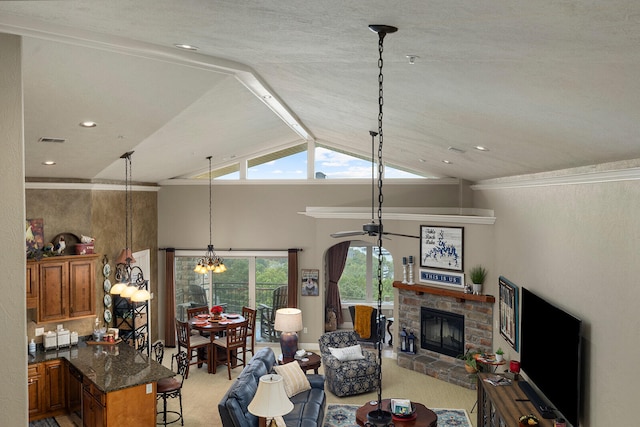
[299,207,496,225]
[25,182,159,192]
[471,167,640,190]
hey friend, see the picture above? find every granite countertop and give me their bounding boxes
[28,341,175,393]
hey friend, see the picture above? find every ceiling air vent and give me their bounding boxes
[38,137,66,143]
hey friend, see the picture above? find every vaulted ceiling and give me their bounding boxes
[2,1,640,184]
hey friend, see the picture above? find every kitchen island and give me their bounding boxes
[28,341,174,425]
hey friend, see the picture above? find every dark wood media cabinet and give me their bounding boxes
[477,373,554,427]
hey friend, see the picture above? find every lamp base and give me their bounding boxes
[279,331,298,360]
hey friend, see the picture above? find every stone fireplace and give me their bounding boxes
[393,282,495,389]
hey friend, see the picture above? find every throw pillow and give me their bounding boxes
[328,344,365,361]
[273,362,311,397]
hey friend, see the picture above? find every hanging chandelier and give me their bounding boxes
[365,24,397,427]
[110,151,150,302]
[194,156,226,274]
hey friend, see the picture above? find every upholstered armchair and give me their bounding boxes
[318,330,378,397]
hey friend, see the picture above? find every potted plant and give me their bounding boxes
[469,265,487,295]
[495,347,505,362]
[458,349,480,373]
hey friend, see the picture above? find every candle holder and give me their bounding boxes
[407,260,415,285]
[402,264,408,284]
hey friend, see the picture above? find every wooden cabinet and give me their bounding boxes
[82,378,105,427]
[28,359,67,421]
[30,254,98,323]
[477,373,554,427]
[28,364,44,417]
[26,262,38,309]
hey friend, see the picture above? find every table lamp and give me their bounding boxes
[248,374,294,427]
[274,308,303,360]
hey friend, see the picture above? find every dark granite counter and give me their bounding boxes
[28,342,174,393]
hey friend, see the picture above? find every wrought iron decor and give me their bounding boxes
[499,276,519,351]
[420,225,464,271]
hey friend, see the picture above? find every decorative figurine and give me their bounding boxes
[54,235,66,255]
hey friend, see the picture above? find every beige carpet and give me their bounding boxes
[56,344,478,427]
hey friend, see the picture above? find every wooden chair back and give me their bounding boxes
[241,306,256,356]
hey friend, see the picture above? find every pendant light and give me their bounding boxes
[366,23,397,427]
[110,151,150,301]
[194,156,226,274]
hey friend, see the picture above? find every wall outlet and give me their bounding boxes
[35,327,44,337]
[146,383,152,394]
[303,327,308,334]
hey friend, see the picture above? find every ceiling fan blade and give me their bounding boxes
[330,230,367,238]
[381,231,420,239]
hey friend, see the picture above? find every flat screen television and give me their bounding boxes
[520,287,582,426]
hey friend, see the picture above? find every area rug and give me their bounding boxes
[29,418,60,427]
[324,404,472,427]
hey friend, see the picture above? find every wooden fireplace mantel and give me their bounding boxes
[393,281,495,303]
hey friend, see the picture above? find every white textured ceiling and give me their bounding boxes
[2,0,640,183]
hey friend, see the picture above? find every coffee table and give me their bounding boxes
[355,399,437,427]
[278,351,322,374]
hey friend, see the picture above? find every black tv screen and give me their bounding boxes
[520,287,582,426]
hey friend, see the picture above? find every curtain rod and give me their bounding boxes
[159,247,303,252]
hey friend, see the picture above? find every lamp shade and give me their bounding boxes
[274,308,303,332]
[120,284,137,299]
[116,247,136,264]
[248,374,293,418]
[131,288,151,302]
[109,281,128,295]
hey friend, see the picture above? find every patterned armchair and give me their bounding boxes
[318,330,378,397]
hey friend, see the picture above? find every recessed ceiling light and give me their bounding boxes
[79,121,97,128]
[475,145,489,151]
[419,159,426,163]
[42,161,56,166]
[406,55,419,65]
[448,146,466,154]
[442,160,452,164]
[174,43,199,51]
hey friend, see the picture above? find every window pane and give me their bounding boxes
[212,258,249,314]
[247,146,307,180]
[174,256,210,320]
[256,257,288,308]
[315,146,425,179]
[338,245,394,303]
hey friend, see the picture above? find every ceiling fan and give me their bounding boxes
[330,130,419,240]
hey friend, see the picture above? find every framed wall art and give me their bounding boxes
[301,269,319,296]
[420,225,463,271]
[499,276,519,351]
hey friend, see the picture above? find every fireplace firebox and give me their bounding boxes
[420,307,465,357]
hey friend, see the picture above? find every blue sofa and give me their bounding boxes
[218,347,326,427]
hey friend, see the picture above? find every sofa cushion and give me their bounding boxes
[328,344,364,361]
[274,361,311,397]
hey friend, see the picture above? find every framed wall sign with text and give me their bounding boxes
[420,225,463,271]
[301,269,319,296]
[419,268,465,290]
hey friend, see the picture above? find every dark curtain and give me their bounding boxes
[287,249,299,307]
[164,248,176,347]
[326,241,350,325]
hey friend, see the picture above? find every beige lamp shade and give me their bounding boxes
[109,281,128,295]
[120,284,137,299]
[131,288,151,302]
[274,308,303,332]
[248,374,293,418]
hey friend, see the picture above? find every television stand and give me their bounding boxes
[477,373,555,427]
[518,380,557,419]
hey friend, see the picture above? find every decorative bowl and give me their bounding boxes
[518,414,539,426]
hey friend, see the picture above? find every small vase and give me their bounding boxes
[212,313,222,320]
[495,353,504,362]
[472,283,482,295]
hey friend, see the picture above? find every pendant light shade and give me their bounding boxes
[110,151,150,302]
[195,156,226,274]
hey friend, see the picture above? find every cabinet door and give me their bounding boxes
[69,259,95,318]
[67,363,83,416]
[39,261,68,322]
[26,262,38,309]
[28,364,44,417]
[44,360,66,412]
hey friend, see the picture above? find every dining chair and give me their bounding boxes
[186,306,211,337]
[175,319,211,378]
[156,350,188,426]
[241,306,256,357]
[151,340,165,364]
[211,320,249,380]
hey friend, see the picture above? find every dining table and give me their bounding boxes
[188,313,247,372]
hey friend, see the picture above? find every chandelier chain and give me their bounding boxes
[208,156,213,247]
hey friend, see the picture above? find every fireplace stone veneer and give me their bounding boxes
[393,282,495,389]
